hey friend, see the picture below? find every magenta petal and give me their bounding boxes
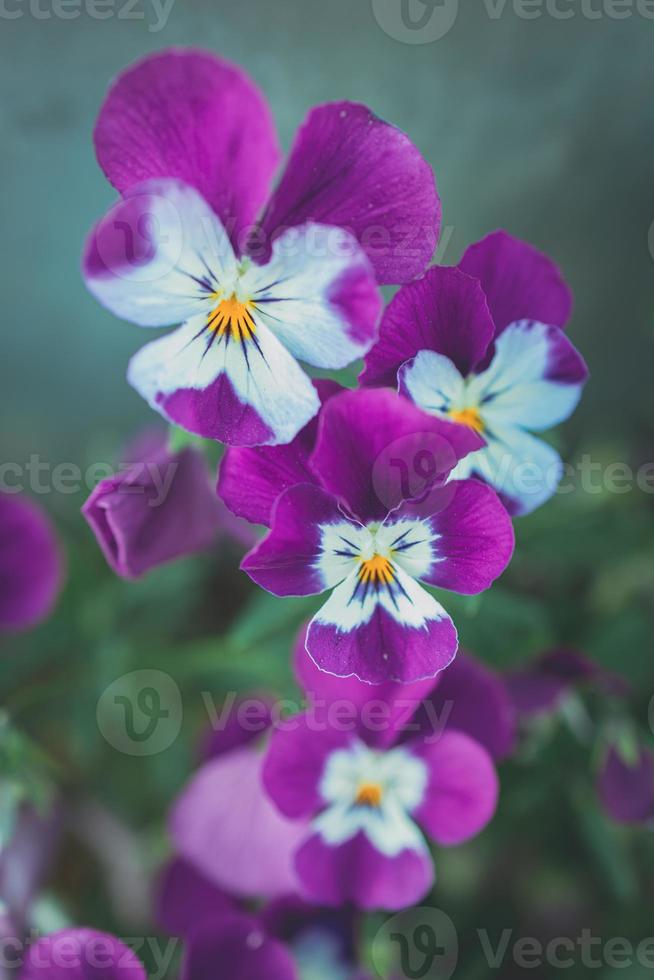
[218,380,343,527]
[506,648,628,718]
[182,914,298,980]
[294,624,438,748]
[257,102,440,284]
[0,493,62,632]
[411,731,499,845]
[597,745,654,825]
[307,606,458,686]
[295,832,433,911]
[241,484,342,597]
[169,746,307,899]
[155,858,236,937]
[82,444,221,579]
[94,49,281,251]
[22,930,146,980]
[414,480,514,595]
[310,388,482,523]
[360,267,495,386]
[263,712,354,820]
[458,230,573,336]
[408,652,516,761]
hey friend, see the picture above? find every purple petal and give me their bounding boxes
[411,731,499,845]
[263,712,354,820]
[411,479,514,595]
[360,266,495,386]
[155,858,236,937]
[457,230,573,337]
[94,49,281,251]
[294,832,433,911]
[294,624,438,748]
[169,746,307,899]
[256,102,440,285]
[217,380,343,527]
[22,930,146,980]
[307,603,458,686]
[181,914,298,980]
[82,443,221,579]
[310,388,482,523]
[406,652,516,761]
[597,745,654,825]
[199,695,273,763]
[241,484,343,597]
[0,493,62,632]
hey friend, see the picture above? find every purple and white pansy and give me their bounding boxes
[83,49,440,446]
[263,641,499,911]
[361,232,588,515]
[233,387,514,684]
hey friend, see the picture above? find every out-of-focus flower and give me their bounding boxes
[0,493,62,632]
[0,804,59,934]
[239,387,514,684]
[82,431,223,579]
[596,741,654,825]
[168,742,307,902]
[262,636,499,910]
[83,49,440,446]
[506,648,627,719]
[20,929,146,980]
[361,232,588,515]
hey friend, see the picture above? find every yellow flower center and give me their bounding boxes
[358,553,394,586]
[207,294,256,341]
[448,406,484,434]
[355,782,383,808]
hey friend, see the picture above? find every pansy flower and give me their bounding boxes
[262,638,499,910]
[361,231,588,514]
[236,387,514,683]
[21,930,146,980]
[0,492,62,633]
[83,49,440,446]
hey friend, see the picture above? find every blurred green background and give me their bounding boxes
[2,2,654,978]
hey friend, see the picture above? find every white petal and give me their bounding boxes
[398,349,466,413]
[241,223,380,369]
[84,178,238,327]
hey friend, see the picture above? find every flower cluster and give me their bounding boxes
[0,43,603,980]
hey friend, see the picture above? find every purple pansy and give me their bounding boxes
[262,644,499,911]
[361,232,588,515]
[20,930,146,980]
[0,492,62,633]
[237,387,514,684]
[83,49,440,447]
[82,429,224,578]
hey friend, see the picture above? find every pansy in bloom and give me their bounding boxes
[361,232,588,515]
[0,492,62,633]
[262,638,499,910]
[236,387,514,683]
[83,49,440,446]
